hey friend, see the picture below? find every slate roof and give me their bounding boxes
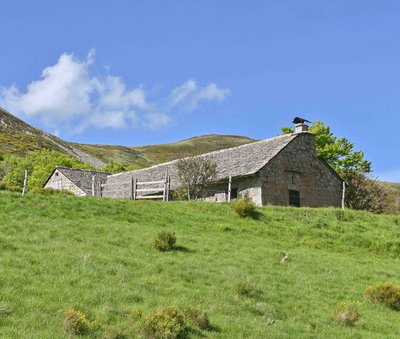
[102,133,300,198]
[45,167,110,195]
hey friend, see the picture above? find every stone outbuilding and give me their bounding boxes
[103,124,345,207]
[43,167,110,197]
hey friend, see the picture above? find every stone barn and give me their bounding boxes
[103,124,344,207]
[43,167,110,197]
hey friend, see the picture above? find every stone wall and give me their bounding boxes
[199,176,262,205]
[44,170,87,196]
[102,174,133,199]
[259,133,343,207]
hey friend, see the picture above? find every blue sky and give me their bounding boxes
[0,1,399,181]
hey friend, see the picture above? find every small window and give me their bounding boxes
[289,190,300,207]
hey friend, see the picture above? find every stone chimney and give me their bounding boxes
[295,123,309,133]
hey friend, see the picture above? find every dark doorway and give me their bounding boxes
[289,190,300,207]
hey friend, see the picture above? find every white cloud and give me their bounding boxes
[170,79,198,106]
[89,110,138,129]
[170,80,230,111]
[95,76,149,111]
[0,52,231,134]
[144,112,171,130]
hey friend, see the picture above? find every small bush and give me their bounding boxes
[365,282,400,310]
[232,197,255,217]
[333,301,360,326]
[185,306,210,330]
[0,181,6,191]
[142,307,186,339]
[64,309,89,335]
[171,187,189,201]
[236,281,256,297]
[154,231,176,252]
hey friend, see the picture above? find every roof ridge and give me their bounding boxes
[56,166,110,175]
[108,133,298,178]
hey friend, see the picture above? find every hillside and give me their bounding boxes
[75,134,255,168]
[0,107,105,167]
[1,191,400,337]
[0,107,254,169]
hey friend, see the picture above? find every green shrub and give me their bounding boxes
[171,187,189,201]
[236,281,256,297]
[63,309,89,335]
[333,301,360,326]
[232,197,255,217]
[142,307,186,339]
[365,282,400,310]
[0,181,5,191]
[154,231,176,252]
[185,306,210,330]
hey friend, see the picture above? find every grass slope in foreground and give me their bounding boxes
[0,192,399,338]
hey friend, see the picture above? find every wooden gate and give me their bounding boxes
[131,174,170,201]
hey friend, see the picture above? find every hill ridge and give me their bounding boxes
[0,107,105,167]
[0,107,255,168]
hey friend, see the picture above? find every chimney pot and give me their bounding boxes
[295,123,309,133]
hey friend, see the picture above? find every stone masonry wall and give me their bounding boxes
[201,176,262,205]
[259,133,343,207]
[44,170,87,197]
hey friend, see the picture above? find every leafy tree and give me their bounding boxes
[176,157,217,200]
[0,155,25,186]
[1,150,93,190]
[282,121,371,175]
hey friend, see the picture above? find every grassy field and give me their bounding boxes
[0,192,400,338]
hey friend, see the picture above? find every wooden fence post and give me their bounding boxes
[92,175,95,196]
[163,173,167,202]
[132,177,137,200]
[22,170,28,195]
[342,181,346,210]
[166,175,170,202]
[227,176,232,203]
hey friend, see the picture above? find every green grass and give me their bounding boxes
[0,192,400,338]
